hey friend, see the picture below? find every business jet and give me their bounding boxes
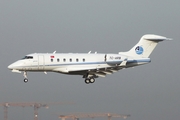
[8,34,171,84]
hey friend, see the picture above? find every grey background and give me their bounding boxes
[0,0,179,120]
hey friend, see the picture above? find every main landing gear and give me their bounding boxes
[85,77,95,84]
[83,73,96,84]
[23,71,28,83]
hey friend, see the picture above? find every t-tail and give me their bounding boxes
[119,34,172,58]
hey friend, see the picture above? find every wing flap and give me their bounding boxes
[100,70,113,75]
[89,71,106,77]
[53,66,99,73]
[53,66,123,78]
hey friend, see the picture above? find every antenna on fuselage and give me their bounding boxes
[53,51,56,54]
[88,51,91,54]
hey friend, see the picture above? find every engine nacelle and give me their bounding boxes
[105,54,126,65]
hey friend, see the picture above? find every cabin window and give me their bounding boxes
[63,58,66,62]
[57,58,60,62]
[70,59,72,62]
[83,58,85,62]
[51,59,53,62]
[76,59,79,62]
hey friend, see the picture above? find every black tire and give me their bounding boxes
[24,78,28,83]
[85,79,90,84]
[90,78,95,83]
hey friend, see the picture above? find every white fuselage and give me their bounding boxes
[8,53,150,74]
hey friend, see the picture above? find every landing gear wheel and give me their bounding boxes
[90,78,95,83]
[85,79,90,84]
[24,78,28,83]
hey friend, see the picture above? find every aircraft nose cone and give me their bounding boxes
[8,64,14,69]
[8,60,24,70]
[8,62,18,70]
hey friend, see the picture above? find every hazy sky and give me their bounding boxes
[0,0,179,120]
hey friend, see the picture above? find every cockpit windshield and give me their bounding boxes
[22,56,33,59]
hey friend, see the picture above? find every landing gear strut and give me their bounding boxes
[23,71,28,83]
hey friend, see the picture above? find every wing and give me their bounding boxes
[53,66,124,78]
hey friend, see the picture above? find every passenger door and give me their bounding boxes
[38,55,44,70]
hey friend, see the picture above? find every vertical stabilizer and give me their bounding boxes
[119,34,171,58]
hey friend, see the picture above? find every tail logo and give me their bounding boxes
[135,46,144,55]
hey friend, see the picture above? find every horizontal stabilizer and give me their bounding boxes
[143,34,172,42]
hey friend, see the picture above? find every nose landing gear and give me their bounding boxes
[23,71,28,83]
